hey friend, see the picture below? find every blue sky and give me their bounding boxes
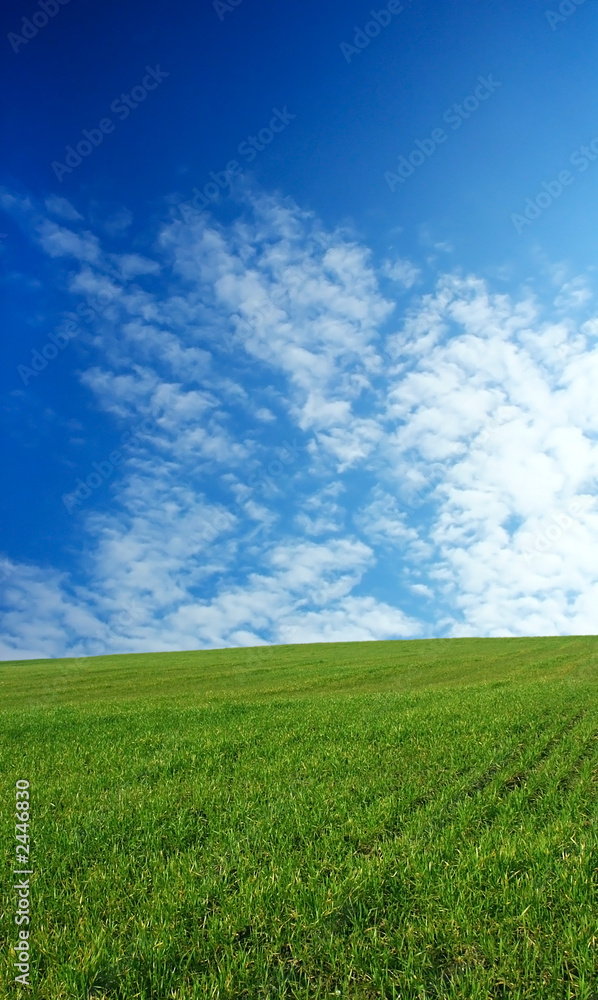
[1,0,598,658]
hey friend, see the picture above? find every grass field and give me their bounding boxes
[2,635,598,999]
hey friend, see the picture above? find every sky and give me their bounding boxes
[1,0,597,660]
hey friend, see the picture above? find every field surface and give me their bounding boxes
[1,635,598,999]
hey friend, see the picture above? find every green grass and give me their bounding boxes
[1,635,598,999]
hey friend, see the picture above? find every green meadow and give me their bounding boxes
[1,635,598,999]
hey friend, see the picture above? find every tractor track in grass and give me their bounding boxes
[382,708,594,840]
[455,708,590,804]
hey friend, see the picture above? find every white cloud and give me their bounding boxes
[100,207,134,236]
[374,273,598,637]
[108,253,161,280]
[295,483,345,537]
[553,275,593,311]
[36,219,102,264]
[354,488,421,548]
[160,193,394,467]
[44,195,84,221]
[255,407,276,422]
[382,256,421,288]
